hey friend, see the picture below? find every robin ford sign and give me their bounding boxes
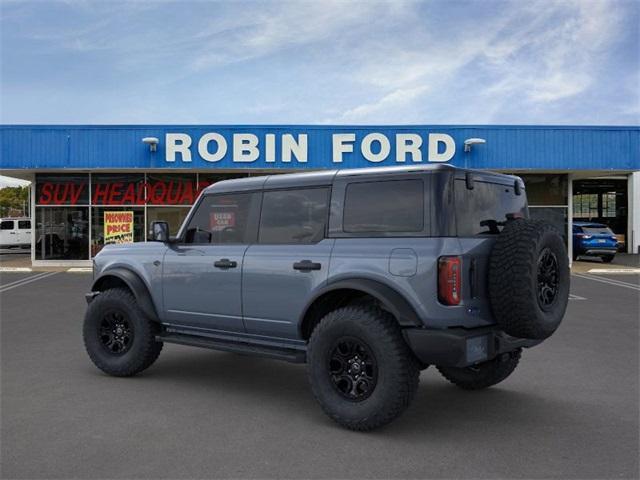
[165,131,456,165]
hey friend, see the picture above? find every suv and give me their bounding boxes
[572,222,619,262]
[84,165,569,431]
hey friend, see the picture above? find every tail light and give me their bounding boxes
[438,256,462,305]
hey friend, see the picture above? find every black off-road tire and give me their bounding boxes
[602,255,615,263]
[437,349,521,390]
[83,288,163,377]
[307,305,420,431]
[489,219,569,340]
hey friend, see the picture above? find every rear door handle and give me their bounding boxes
[214,258,237,269]
[293,260,321,271]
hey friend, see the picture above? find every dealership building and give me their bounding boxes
[0,124,638,266]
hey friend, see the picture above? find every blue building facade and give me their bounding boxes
[1,125,638,264]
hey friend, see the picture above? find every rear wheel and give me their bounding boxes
[601,255,615,263]
[307,305,419,431]
[83,288,163,377]
[437,349,521,390]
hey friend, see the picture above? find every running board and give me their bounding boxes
[156,333,307,364]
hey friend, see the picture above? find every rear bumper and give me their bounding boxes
[403,326,541,368]
[579,248,617,256]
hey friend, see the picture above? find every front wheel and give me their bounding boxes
[83,288,163,377]
[307,305,420,431]
[437,349,521,390]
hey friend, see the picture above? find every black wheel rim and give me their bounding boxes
[328,337,378,402]
[537,247,559,310]
[98,310,133,355]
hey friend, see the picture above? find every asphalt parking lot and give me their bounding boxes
[1,270,638,479]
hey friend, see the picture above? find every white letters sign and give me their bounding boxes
[165,132,456,165]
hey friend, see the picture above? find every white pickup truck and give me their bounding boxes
[0,217,32,249]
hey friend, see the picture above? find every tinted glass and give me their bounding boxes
[35,207,89,260]
[36,174,89,205]
[343,180,423,233]
[91,174,145,206]
[146,173,197,205]
[18,220,31,229]
[184,193,257,244]
[455,180,528,236]
[259,188,329,244]
[91,208,144,257]
[1,220,14,230]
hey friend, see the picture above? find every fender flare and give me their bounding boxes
[300,278,422,328]
[91,267,159,322]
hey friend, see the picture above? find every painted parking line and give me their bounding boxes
[0,271,58,294]
[572,273,640,291]
[0,267,33,272]
[67,267,92,273]
[569,294,586,300]
[587,268,640,274]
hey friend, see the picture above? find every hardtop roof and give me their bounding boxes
[203,164,522,194]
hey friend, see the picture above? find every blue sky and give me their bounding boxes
[1,0,638,125]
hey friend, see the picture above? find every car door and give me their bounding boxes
[242,187,333,341]
[162,191,260,333]
[18,220,31,246]
[0,220,16,247]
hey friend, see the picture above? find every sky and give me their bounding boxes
[0,0,639,128]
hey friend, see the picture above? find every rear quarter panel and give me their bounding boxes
[328,237,496,329]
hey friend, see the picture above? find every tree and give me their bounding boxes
[0,186,29,217]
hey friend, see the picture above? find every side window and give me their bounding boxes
[183,193,258,244]
[18,220,31,229]
[1,220,15,230]
[455,180,528,236]
[343,180,424,233]
[259,188,329,244]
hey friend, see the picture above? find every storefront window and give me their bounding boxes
[36,174,89,205]
[33,172,253,261]
[91,207,145,257]
[35,207,89,260]
[91,173,145,205]
[147,206,190,238]
[519,174,568,206]
[146,173,198,205]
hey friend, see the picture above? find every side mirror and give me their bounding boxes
[150,221,169,242]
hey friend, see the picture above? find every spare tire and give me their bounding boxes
[489,219,569,340]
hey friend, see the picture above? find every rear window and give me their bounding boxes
[582,226,614,235]
[455,180,528,236]
[343,180,424,233]
[18,220,31,229]
[1,220,14,230]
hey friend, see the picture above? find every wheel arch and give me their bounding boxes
[91,268,159,322]
[299,278,422,340]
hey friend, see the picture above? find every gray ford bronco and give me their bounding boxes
[84,165,569,430]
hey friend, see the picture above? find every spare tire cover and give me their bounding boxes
[488,219,570,340]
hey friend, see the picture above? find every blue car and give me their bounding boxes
[572,222,618,262]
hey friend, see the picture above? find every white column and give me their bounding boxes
[567,173,573,265]
[629,171,640,254]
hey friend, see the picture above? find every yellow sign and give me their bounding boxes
[104,211,134,244]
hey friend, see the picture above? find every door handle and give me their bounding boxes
[293,260,321,271]
[214,258,237,269]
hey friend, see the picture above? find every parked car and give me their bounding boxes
[0,217,31,249]
[83,165,570,431]
[572,222,618,262]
